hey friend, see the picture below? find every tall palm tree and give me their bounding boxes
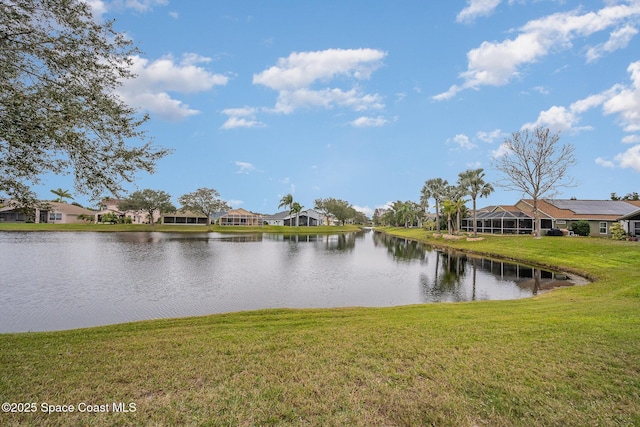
[421,178,448,233]
[291,202,303,227]
[278,193,294,226]
[50,188,72,203]
[458,168,494,237]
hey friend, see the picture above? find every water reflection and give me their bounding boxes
[0,230,579,332]
[376,233,573,302]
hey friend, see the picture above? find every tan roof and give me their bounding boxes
[47,202,95,216]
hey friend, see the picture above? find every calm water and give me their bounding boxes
[0,230,576,332]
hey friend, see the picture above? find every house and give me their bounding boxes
[218,208,263,226]
[262,209,326,226]
[618,203,640,237]
[461,205,534,234]
[0,201,95,224]
[263,210,290,226]
[284,209,325,226]
[162,210,209,225]
[96,198,155,224]
[462,199,640,237]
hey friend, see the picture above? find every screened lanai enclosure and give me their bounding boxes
[461,210,534,234]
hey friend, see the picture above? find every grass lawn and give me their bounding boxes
[0,229,639,426]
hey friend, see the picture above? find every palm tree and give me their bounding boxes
[50,188,72,203]
[278,193,294,226]
[458,168,494,237]
[421,178,448,233]
[291,202,303,227]
[441,199,457,235]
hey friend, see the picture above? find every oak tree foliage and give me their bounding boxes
[178,188,230,225]
[118,189,175,225]
[0,0,171,204]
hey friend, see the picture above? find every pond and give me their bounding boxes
[0,230,579,333]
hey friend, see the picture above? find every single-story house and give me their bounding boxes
[162,210,209,225]
[284,209,325,226]
[263,210,290,226]
[263,209,326,226]
[218,208,263,226]
[96,198,155,224]
[619,207,640,237]
[462,199,640,237]
[0,201,95,224]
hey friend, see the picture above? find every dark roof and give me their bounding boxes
[547,199,638,216]
[263,210,290,220]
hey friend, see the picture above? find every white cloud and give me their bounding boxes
[352,205,374,217]
[253,48,386,114]
[622,134,640,144]
[491,142,512,158]
[117,54,229,121]
[448,134,477,150]
[220,107,265,129]
[435,3,640,100]
[603,60,640,132]
[522,105,583,133]
[122,0,168,12]
[85,0,108,19]
[532,61,633,137]
[586,25,638,63]
[86,0,168,18]
[476,129,504,143]
[615,144,640,172]
[457,0,502,23]
[235,161,256,174]
[226,199,244,208]
[253,48,386,91]
[595,157,616,168]
[350,116,388,127]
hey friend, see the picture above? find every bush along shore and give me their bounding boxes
[0,228,639,426]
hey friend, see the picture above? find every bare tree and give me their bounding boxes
[493,126,576,238]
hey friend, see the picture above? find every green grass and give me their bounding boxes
[1,229,639,426]
[0,222,361,234]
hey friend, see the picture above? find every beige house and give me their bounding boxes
[218,208,263,226]
[0,201,95,224]
[462,199,640,237]
[96,198,157,224]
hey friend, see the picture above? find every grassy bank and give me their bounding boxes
[0,222,361,234]
[0,230,639,426]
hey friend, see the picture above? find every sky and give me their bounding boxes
[34,0,640,216]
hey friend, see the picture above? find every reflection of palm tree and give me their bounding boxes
[50,188,72,203]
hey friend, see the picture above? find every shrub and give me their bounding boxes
[570,220,591,236]
[610,223,626,240]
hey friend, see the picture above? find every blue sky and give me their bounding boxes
[36,0,640,216]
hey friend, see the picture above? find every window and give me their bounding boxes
[599,222,608,234]
[49,212,62,221]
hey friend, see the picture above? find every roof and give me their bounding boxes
[518,199,639,221]
[547,199,637,215]
[618,208,640,221]
[263,210,290,220]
